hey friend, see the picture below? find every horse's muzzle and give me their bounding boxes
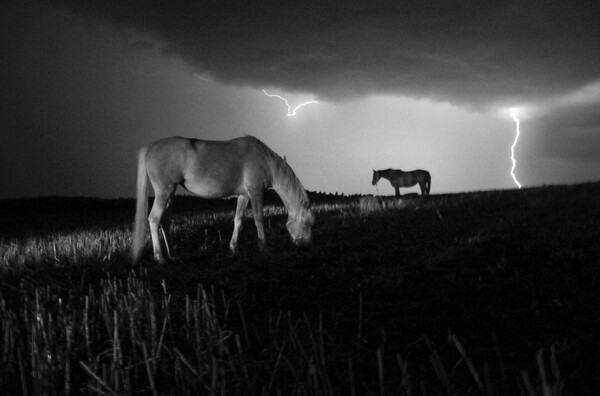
[295,241,311,252]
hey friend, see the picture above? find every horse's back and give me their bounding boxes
[416,169,430,180]
[388,169,429,186]
[145,137,194,185]
[145,136,270,198]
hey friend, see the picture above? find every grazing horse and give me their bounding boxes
[132,135,314,265]
[372,168,431,197]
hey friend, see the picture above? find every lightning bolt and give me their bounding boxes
[262,89,318,116]
[509,108,522,189]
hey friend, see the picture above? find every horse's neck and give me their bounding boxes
[380,169,397,180]
[270,160,307,215]
[387,169,405,179]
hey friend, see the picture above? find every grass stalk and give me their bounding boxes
[348,358,357,396]
[266,338,287,394]
[397,353,413,396]
[357,291,363,351]
[17,347,28,396]
[450,333,483,391]
[429,349,451,391]
[79,361,118,396]
[377,346,385,396]
[141,343,158,396]
[520,369,535,396]
[65,322,72,396]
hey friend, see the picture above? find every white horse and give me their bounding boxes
[372,168,431,197]
[132,135,314,264]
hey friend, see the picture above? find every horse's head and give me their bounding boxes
[371,170,380,185]
[286,204,314,251]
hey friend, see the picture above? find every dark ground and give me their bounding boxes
[1,182,599,394]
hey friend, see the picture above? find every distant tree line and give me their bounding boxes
[0,190,361,216]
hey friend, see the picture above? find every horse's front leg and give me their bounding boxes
[394,187,400,198]
[249,190,266,252]
[230,195,249,256]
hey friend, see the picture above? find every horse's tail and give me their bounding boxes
[426,171,431,195]
[132,146,149,265]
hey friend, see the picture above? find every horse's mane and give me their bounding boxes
[248,135,310,210]
[378,168,403,174]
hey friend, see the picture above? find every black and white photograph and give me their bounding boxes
[1,0,599,394]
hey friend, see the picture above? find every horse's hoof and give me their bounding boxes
[170,256,184,265]
[259,245,272,257]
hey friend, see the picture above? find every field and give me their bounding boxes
[1,183,599,395]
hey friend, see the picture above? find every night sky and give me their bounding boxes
[2,0,600,199]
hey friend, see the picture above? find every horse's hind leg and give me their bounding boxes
[160,201,177,260]
[248,189,266,251]
[230,195,249,256]
[148,187,175,264]
[395,187,400,198]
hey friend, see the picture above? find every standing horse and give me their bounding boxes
[372,168,431,197]
[132,135,314,265]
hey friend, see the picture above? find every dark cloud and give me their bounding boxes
[2,0,599,199]
[534,101,600,161]
[48,0,600,108]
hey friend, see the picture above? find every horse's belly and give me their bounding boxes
[183,178,242,199]
[399,181,417,188]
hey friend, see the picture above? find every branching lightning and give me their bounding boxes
[509,108,522,189]
[262,89,318,116]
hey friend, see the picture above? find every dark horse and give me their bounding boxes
[372,168,431,197]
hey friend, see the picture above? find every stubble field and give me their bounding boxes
[1,182,599,395]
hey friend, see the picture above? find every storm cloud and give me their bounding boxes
[2,0,599,198]
[49,0,600,109]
